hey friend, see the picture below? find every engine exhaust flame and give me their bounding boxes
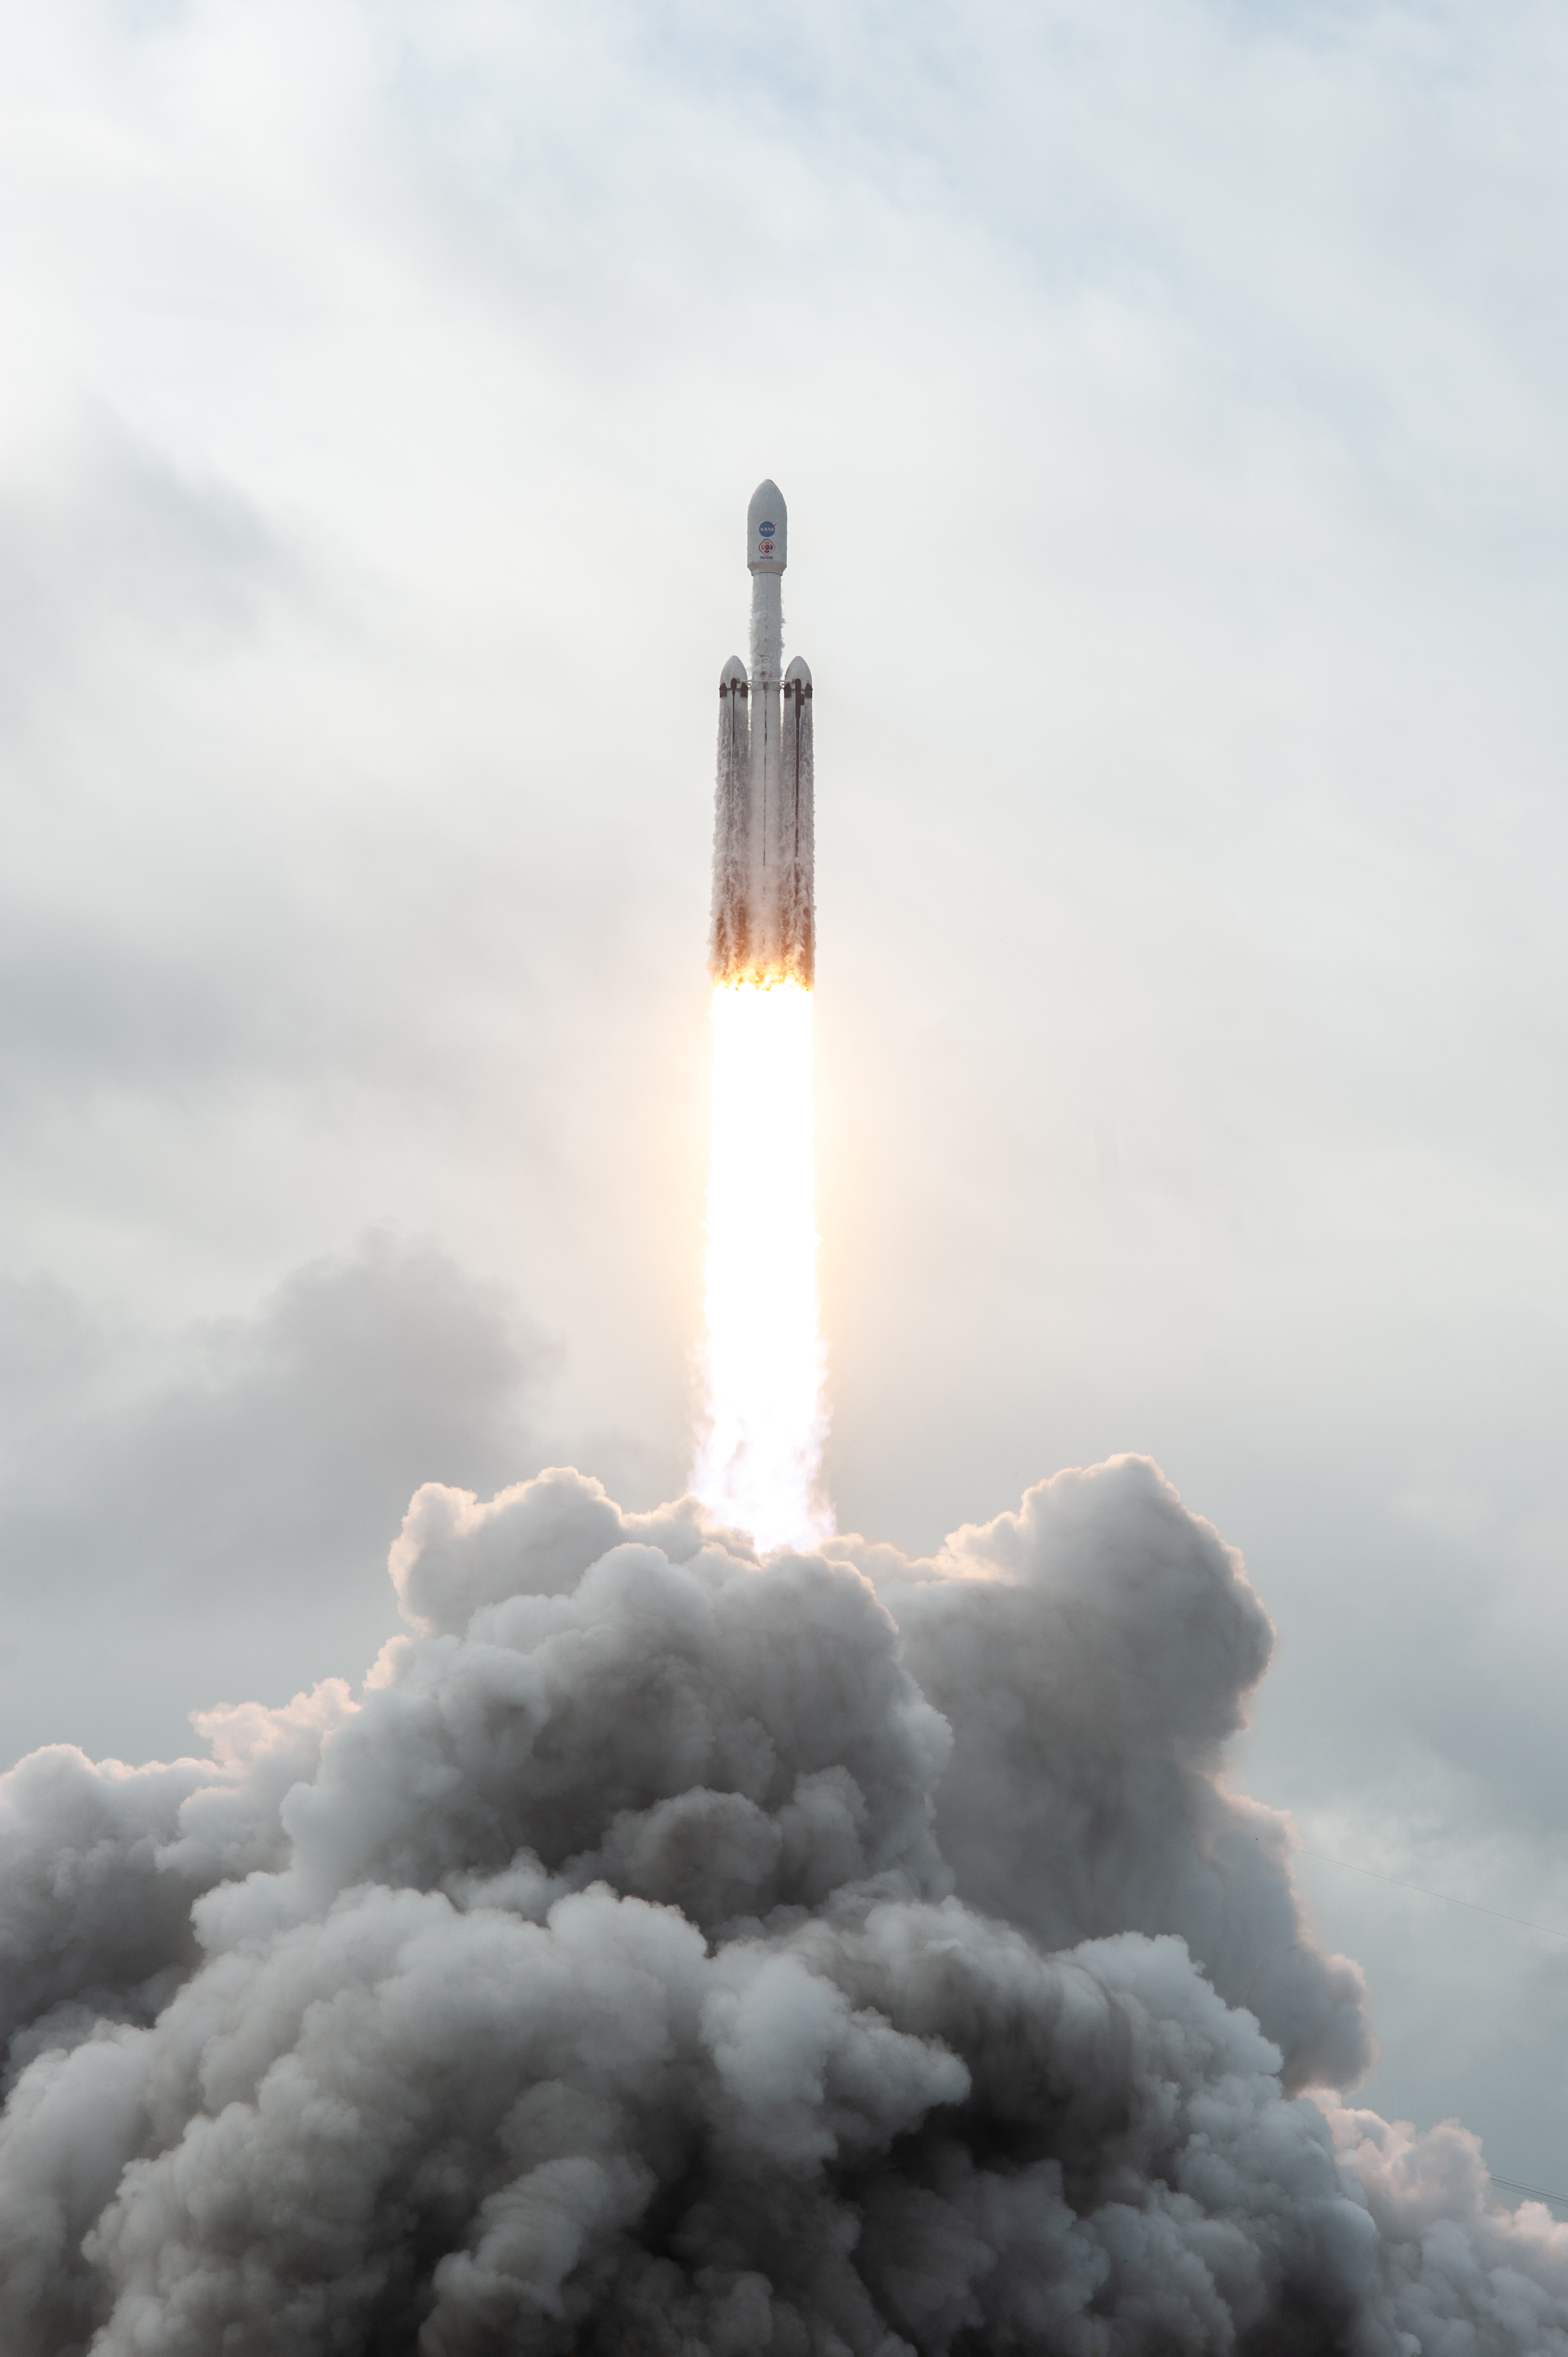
[693,974,830,1549]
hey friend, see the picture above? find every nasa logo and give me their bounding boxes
[760,522,776,536]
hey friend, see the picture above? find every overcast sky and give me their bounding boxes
[5,0,1568,2202]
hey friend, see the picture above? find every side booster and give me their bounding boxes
[710,480,815,986]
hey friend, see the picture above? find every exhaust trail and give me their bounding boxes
[6,1456,1567,2356]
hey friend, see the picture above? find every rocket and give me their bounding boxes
[710,481,814,987]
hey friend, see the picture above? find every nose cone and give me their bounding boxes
[747,480,787,574]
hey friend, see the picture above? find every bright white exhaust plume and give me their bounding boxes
[4,1455,1568,2353]
[693,976,828,1549]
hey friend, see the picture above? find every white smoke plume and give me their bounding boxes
[3,1455,1565,2354]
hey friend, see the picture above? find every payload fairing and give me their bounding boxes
[711,482,814,986]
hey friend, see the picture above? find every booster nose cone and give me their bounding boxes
[747,480,787,574]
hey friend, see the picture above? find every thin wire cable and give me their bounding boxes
[1296,1848,1568,1944]
[1298,1847,1568,2216]
[1488,2176,1568,2212]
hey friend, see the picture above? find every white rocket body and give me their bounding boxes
[710,482,814,986]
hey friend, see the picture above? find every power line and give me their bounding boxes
[1296,1848,1568,1945]
[1294,1848,1568,2218]
[1487,2176,1568,2214]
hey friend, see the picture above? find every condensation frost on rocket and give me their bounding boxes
[711,482,814,986]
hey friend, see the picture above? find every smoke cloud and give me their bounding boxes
[3,1455,1563,2354]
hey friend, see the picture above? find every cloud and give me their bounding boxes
[0,415,286,733]
[5,1457,1558,2352]
[0,1237,554,1769]
[0,1233,549,1613]
[849,1457,1370,2089]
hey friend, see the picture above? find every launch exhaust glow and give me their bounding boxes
[693,484,830,1547]
[694,974,828,1548]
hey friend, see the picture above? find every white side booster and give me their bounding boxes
[710,481,814,986]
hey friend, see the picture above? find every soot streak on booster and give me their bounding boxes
[710,482,815,986]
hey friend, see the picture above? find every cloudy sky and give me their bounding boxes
[5,0,1568,2203]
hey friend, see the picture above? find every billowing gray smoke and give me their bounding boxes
[3,1456,1566,2353]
